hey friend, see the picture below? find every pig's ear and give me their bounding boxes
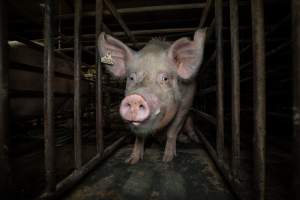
[168,29,206,80]
[98,32,135,78]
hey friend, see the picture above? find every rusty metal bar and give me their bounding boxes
[196,129,247,200]
[58,3,206,19]
[96,0,104,156]
[229,0,240,180]
[200,40,289,96]
[38,136,127,199]
[215,0,224,161]
[0,0,11,197]
[43,0,56,194]
[292,0,300,199]
[191,109,217,125]
[74,0,82,169]
[57,2,251,20]
[199,0,213,28]
[251,0,266,199]
[104,0,138,48]
[240,15,290,57]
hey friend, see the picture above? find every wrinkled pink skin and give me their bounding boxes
[98,29,206,164]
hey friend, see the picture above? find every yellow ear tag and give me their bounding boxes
[101,51,114,65]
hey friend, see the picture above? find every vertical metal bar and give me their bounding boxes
[0,0,12,197]
[229,0,240,180]
[96,0,104,156]
[292,0,300,199]
[215,0,224,161]
[251,0,266,199]
[44,0,56,193]
[74,0,82,169]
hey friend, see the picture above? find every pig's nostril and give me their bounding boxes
[120,94,150,122]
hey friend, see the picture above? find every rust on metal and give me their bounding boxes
[251,0,267,199]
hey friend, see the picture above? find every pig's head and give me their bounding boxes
[98,29,206,136]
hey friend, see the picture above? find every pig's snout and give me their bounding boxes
[120,94,150,125]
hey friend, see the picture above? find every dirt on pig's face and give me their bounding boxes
[124,42,182,136]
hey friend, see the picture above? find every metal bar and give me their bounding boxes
[117,3,206,14]
[200,41,290,95]
[240,41,290,71]
[251,0,266,199]
[199,0,213,28]
[0,0,11,197]
[215,0,224,161]
[10,90,84,98]
[57,2,250,20]
[229,0,240,180]
[38,136,127,199]
[196,129,247,200]
[240,15,290,57]
[10,62,93,83]
[58,3,206,19]
[74,0,82,169]
[190,109,217,125]
[198,19,216,79]
[12,34,91,68]
[43,0,56,194]
[292,0,300,199]
[104,0,138,47]
[96,0,104,156]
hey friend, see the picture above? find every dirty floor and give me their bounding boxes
[62,146,234,200]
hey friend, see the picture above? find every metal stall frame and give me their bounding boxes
[292,0,300,199]
[39,0,126,199]
[4,0,271,199]
[195,0,267,200]
[0,0,12,197]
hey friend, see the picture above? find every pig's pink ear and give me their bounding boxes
[168,29,206,80]
[98,32,134,78]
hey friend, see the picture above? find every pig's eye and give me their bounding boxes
[161,74,169,82]
[128,73,136,81]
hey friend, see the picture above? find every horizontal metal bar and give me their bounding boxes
[38,136,127,199]
[57,2,249,20]
[57,3,206,19]
[10,89,89,98]
[190,109,216,125]
[195,129,248,200]
[10,62,93,83]
[12,35,91,68]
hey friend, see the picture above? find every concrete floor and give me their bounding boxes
[62,145,234,200]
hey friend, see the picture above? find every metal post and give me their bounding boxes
[229,0,240,180]
[96,0,104,156]
[215,0,224,161]
[292,0,300,199]
[0,0,12,197]
[74,0,82,169]
[251,0,266,199]
[44,0,56,193]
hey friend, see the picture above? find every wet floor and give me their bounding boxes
[62,146,234,200]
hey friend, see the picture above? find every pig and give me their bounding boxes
[98,29,206,164]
